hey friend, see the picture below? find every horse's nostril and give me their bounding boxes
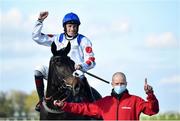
[74,83,80,92]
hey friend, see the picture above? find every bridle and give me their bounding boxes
[45,56,77,102]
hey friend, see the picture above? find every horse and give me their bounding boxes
[40,41,102,120]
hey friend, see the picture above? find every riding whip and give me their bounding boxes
[80,70,110,84]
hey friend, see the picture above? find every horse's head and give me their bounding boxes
[46,41,82,102]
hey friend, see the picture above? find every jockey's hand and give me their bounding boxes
[38,11,49,22]
[144,78,153,94]
[75,64,82,70]
[73,70,84,77]
[53,99,66,108]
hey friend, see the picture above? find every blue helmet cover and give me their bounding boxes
[62,12,81,26]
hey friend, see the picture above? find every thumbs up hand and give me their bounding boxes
[144,78,153,94]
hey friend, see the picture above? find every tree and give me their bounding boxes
[24,90,38,113]
[0,92,14,117]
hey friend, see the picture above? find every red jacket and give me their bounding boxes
[62,90,159,120]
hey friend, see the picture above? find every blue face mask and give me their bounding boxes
[114,85,126,94]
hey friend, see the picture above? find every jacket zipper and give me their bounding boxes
[116,99,120,121]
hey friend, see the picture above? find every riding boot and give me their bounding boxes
[80,76,95,102]
[34,75,44,112]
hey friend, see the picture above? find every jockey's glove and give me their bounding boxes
[73,70,84,77]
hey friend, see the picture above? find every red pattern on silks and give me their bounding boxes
[86,60,91,65]
[47,34,54,38]
[85,57,95,65]
[88,57,95,62]
[35,79,43,87]
[85,46,92,53]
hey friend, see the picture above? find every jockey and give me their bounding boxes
[32,11,96,112]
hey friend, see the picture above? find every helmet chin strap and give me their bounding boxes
[64,32,78,40]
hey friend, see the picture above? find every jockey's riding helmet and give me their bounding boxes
[62,12,81,27]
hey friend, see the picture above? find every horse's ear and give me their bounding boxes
[51,41,57,56]
[63,41,71,55]
[51,41,71,56]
